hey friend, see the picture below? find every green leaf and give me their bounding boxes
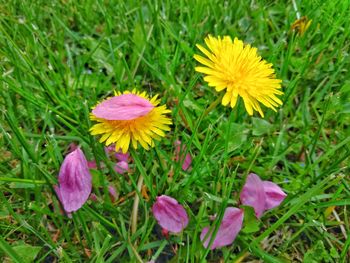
[12,244,42,263]
[252,117,273,136]
[240,205,260,234]
[226,123,247,153]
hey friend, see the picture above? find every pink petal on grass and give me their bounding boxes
[200,207,244,250]
[114,161,128,174]
[262,181,287,210]
[174,140,192,171]
[56,148,92,213]
[182,153,192,171]
[92,94,154,120]
[108,185,118,202]
[240,173,266,218]
[152,195,189,233]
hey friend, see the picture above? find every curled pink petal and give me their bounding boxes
[200,207,244,250]
[56,148,92,213]
[92,94,154,120]
[240,173,266,218]
[262,181,287,210]
[114,161,128,174]
[152,195,189,233]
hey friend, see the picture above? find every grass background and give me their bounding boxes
[1,0,350,262]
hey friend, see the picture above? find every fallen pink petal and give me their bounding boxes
[182,153,192,171]
[174,140,192,171]
[55,148,92,213]
[240,173,287,218]
[114,161,128,174]
[240,173,266,218]
[92,94,154,120]
[152,195,189,233]
[108,185,118,202]
[262,181,287,210]
[200,207,244,250]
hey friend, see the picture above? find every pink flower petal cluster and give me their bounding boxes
[152,195,189,233]
[105,145,130,174]
[240,173,287,218]
[88,145,130,174]
[174,140,192,171]
[200,173,286,249]
[54,148,92,213]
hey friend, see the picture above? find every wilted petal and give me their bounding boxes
[152,195,189,233]
[56,148,92,213]
[240,173,266,218]
[262,181,287,210]
[200,207,244,250]
[114,161,128,174]
[92,94,154,120]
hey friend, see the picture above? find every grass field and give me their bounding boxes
[1,0,350,262]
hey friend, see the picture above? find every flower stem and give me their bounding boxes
[131,173,144,234]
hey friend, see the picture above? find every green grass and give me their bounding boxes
[1,0,350,262]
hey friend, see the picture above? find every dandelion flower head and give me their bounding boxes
[90,90,172,153]
[194,35,283,117]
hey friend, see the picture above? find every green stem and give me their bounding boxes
[131,174,144,235]
[0,177,46,184]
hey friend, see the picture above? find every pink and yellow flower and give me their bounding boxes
[90,90,172,153]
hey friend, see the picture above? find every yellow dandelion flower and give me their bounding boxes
[90,89,172,153]
[194,35,283,117]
